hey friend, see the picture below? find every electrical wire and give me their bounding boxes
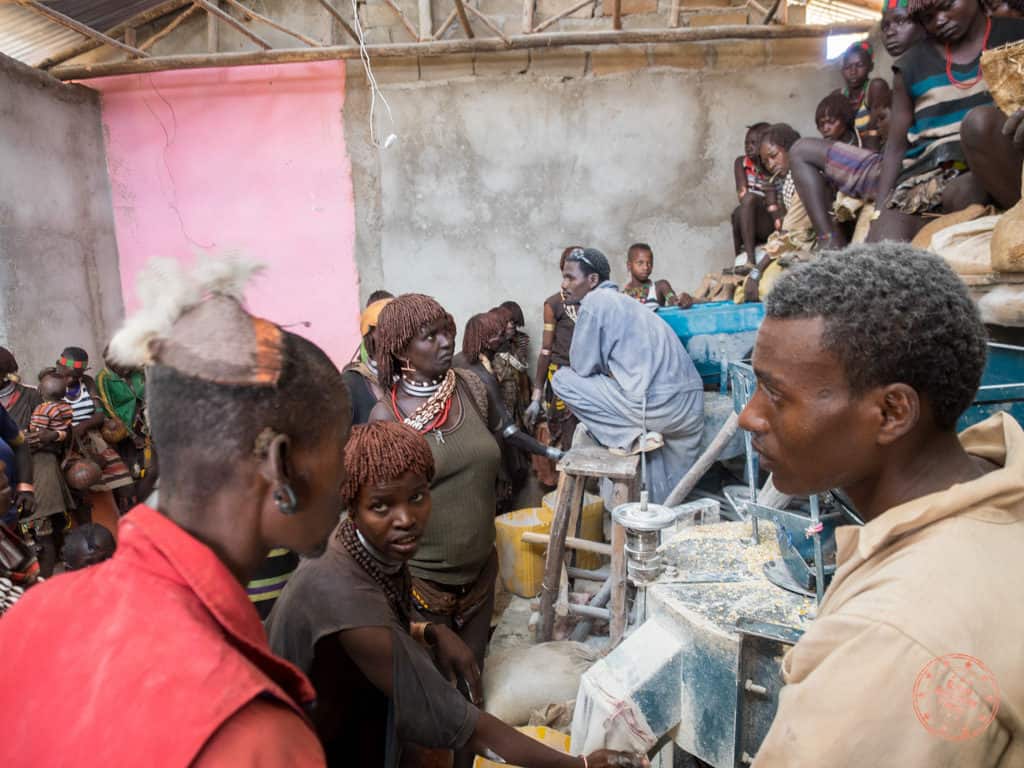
[349,0,397,148]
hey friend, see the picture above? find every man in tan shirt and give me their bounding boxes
[739,243,1023,766]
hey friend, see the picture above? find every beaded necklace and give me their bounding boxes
[561,290,579,323]
[391,368,457,440]
[338,518,410,624]
[945,16,991,90]
[842,82,867,111]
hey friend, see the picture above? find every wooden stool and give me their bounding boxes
[533,446,638,646]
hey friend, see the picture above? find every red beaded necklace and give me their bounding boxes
[945,15,991,90]
[390,384,453,434]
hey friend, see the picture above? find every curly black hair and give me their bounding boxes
[566,247,611,283]
[762,123,801,151]
[815,92,856,130]
[765,244,987,429]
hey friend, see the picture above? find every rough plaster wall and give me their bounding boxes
[0,54,123,380]
[345,60,841,346]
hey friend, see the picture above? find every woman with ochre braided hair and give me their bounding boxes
[268,422,647,768]
[455,311,557,512]
[369,294,559,768]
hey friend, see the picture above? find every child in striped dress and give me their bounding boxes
[24,368,76,576]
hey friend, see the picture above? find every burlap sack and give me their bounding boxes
[982,41,1024,273]
[981,40,1024,116]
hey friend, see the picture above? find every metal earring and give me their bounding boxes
[273,485,298,515]
[400,358,416,374]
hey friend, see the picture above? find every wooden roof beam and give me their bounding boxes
[192,0,273,49]
[51,22,874,80]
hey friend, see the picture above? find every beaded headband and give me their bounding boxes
[57,357,86,371]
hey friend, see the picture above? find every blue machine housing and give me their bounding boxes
[658,302,765,388]
[959,343,1024,431]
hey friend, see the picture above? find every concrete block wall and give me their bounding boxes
[343,37,842,350]
[0,54,124,382]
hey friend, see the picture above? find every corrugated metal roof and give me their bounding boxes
[0,0,173,67]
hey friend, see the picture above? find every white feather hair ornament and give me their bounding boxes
[107,256,266,368]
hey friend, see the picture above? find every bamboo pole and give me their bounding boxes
[194,0,274,49]
[465,4,510,44]
[522,531,613,557]
[419,0,434,39]
[18,0,150,59]
[37,0,189,69]
[522,0,534,34]
[663,412,739,508]
[316,0,360,43]
[51,23,872,80]
[139,4,204,52]
[124,27,138,47]
[612,0,622,30]
[220,0,322,46]
[383,0,422,41]
[453,0,476,38]
[533,0,597,33]
[434,7,459,38]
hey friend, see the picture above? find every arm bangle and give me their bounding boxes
[16,483,34,493]
[410,621,431,644]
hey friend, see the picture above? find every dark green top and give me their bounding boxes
[410,382,502,585]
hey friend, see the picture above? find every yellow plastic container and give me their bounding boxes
[473,726,571,767]
[495,506,554,598]
[542,490,606,571]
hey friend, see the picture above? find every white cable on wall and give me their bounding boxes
[350,0,398,149]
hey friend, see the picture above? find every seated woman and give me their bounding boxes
[789,3,921,247]
[834,41,893,153]
[731,122,776,271]
[741,124,816,303]
[267,422,647,768]
[815,92,860,146]
[869,0,1024,242]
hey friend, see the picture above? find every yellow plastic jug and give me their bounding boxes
[495,507,554,598]
[542,490,606,571]
[473,726,571,767]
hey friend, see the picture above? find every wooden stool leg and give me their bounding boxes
[555,479,586,621]
[608,478,631,646]
[538,474,577,642]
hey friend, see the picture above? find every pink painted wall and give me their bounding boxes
[88,61,360,366]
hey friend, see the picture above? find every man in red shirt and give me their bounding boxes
[0,265,351,767]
